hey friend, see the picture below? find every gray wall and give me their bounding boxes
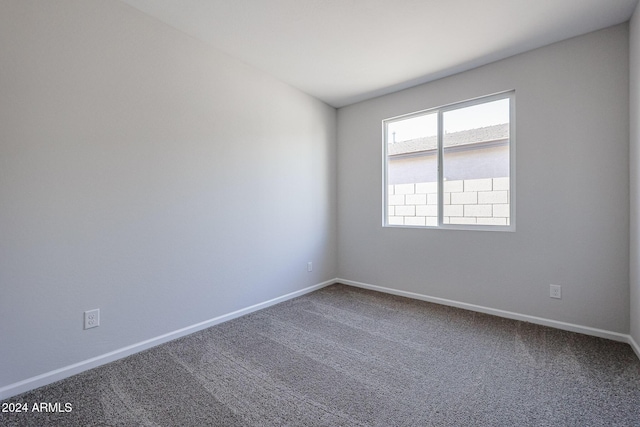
[631,7,640,347]
[337,24,630,333]
[0,0,337,389]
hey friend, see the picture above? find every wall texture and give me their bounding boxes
[0,0,337,390]
[338,24,630,333]
[630,6,640,348]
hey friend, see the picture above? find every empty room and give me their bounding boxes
[1,0,640,425]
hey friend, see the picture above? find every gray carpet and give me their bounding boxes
[2,284,639,426]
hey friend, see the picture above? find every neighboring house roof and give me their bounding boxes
[388,123,509,156]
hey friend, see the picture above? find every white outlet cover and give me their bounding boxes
[84,309,100,329]
[550,285,562,299]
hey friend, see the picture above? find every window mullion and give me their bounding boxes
[437,110,444,227]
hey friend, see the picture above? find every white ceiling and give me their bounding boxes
[119,0,639,107]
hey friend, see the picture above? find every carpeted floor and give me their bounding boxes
[2,284,639,426]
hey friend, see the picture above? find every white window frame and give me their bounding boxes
[383,91,516,232]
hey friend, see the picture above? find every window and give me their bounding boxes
[384,91,514,230]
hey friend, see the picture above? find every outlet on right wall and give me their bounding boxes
[630,4,640,351]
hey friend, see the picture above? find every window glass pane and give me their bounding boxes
[442,99,510,226]
[387,113,438,226]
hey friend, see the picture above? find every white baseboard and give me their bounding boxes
[337,278,634,345]
[3,277,637,400]
[629,335,640,360]
[0,279,335,401]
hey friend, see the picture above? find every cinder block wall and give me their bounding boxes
[388,177,510,226]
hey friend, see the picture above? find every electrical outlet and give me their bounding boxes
[84,309,100,329]
[307,262,313,272]
[549,284,562,299]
